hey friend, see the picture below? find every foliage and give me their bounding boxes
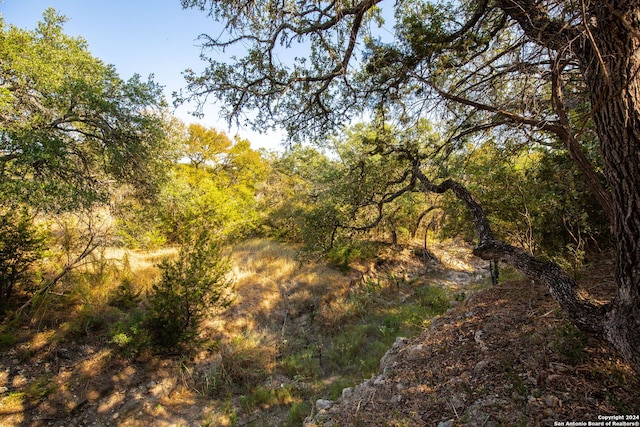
[437,141,610,259]
[0,10,170,212]
[115,124,268,246]
[0,11,172,315]
[108,308,152,358]
[107,278,141,311]
[177,0,625,266]
[0,206,46,311]
[266,123,444,256]
[415,284,450,312]
[0,324,18,350]
[552,319,589,365]
[146,230,234,351]
[184,123,231,169]
[285,401,313,427]
[267,121,608,262]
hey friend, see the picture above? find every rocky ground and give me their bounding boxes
[305,257,640,426]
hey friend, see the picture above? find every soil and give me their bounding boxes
[1,244,639,427]
[306,257,640,427]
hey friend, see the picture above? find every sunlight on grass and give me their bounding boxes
[3,237,480,426]
[28,330,57,354]
[230,239,298,279]
[0,392,25,419]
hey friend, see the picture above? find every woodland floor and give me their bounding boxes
[307,256,640,426]
[0,240,638,427]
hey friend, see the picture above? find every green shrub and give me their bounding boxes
[67,304,121,338]
[241,384,297,411]
[0,327,18,350]
[415,285,450,314]
[146,231,234,351]
[285,400,313,427]
[326,240,380,268]
[108,308,151,358]
[0,206,46,311]
[24,373,56,403]
[108,278,141,310]
[553,319,588,364]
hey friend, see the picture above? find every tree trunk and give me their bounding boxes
[415,171,608,333]
[492,0,640,374]
[577,5,640,373]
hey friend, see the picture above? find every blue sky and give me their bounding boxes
[0,0,286,150]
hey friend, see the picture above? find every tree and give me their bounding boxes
[0,205,46,310]
[184,123,231,169]
[322,121,442,248]
[180,0,640,371]
[0,10,171,311]
[146,229,234,351]
[1,9,169,211]
[261,144,336,241]
[116,123,269,245]
[437,140,609,259]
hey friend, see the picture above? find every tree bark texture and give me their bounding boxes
[467,0,640,373]
[578,3,640,374]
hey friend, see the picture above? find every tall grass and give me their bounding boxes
[9,235,467,426]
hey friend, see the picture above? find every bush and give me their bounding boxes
[145,231,234,351]
[108,278,141,310]
[0,206,46,311]
[415,285,450,314]
[108,308,151,358]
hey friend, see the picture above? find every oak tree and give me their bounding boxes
[1,10,170,309]
[1,9,169,212]
[180,0,640,372]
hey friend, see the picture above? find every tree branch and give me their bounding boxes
[496,0,579,51]
[429,83,567,137]
[413,163,607,335]
[550,55,614,221]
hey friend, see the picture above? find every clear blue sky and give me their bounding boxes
[0,0,286,150]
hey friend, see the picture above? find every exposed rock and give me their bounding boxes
[449,392,466,410]
[379,336,408,373]
[405,343,425,360]
[341,387,352,399]
[473,358,491,373]
[543,394,561,408]
[315,399,334,411]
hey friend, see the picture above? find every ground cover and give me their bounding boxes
[1,239,636,426]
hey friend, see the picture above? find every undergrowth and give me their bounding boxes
[1,238,469,426]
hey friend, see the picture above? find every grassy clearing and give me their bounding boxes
[198,239,470,425]
[1,238,475,426]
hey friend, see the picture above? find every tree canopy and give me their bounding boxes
[180,0,640,372]
[0,9,170,212]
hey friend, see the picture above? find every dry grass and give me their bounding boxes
[1,237,490,427]
[208,239,352,338]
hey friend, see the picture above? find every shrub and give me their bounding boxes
[0,206,46,311]
[108,278,141,310]
[108,308,151,358]
[416,285,450,314]
[145,231,234,351]
[553,319,589,364]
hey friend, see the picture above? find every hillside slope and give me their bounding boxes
[1,241,638,426]
[306,258,640,427]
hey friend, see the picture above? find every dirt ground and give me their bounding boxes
[1,244,639,427]
[306,257,640,426]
